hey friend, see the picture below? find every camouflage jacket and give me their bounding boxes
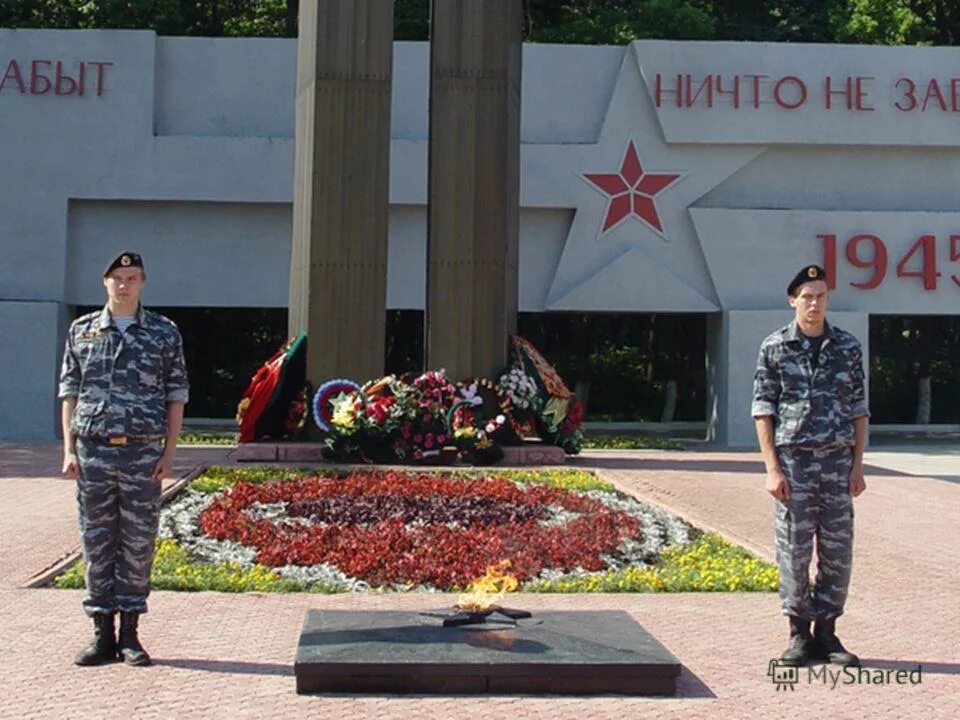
[58,304,190,439]
[751,321,868,449]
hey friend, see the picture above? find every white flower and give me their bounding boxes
[499,366,541,410]
[460,382,483,407]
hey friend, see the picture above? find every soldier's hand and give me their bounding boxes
[152,452,173,484]
[765,469,790,501]
[849,466,867,497]
[62,451,79,479]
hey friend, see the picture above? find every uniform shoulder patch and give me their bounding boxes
[144,310,179,333]
[760,325,792,349]
[70,312,101,336]
[831,328,862,352]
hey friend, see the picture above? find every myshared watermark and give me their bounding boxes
[767,660,923,691]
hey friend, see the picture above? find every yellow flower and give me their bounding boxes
[330,393,358,429]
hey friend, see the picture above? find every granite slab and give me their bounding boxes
[295,609,681,695]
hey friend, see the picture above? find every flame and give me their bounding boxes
[456,560,519,611]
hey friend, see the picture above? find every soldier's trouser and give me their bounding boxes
[76,438,164,617]
[775,446,854,622]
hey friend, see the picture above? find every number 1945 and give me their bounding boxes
[817,233,960,291]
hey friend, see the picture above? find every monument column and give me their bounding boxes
[425,0,522,379]
[289,0,394,385]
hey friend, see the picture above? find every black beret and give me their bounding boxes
[787,265,826,296]
[103,252,144,277]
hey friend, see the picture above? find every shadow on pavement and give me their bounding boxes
[0,445,63,479]
[152,657,719,698]
[571,455,767,474]
[675,665,717,699]
[572,453,924,479]
[153,658,293,676]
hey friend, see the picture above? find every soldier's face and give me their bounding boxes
[789,280,829,324]
[103,268,146,305]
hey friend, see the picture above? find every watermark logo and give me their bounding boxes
[767,659,799,691]
[767,660,923,689]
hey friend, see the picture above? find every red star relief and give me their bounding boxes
[584,141,681,236]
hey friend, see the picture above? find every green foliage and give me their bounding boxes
[458,467,618,494]
[525,532,778,592]
[869,316,960,423]
[828,0,929,45]
[394,0,429,41]
[581,434,684,450]
[3,0,186,34]
[223,0,290,38]
[189,464,329,493]
[179,432,238,446]
[6,0,959,47]
[55,539,332,592]
[528,1,716,43]
[517,313,707,422]
[195,463,614,495]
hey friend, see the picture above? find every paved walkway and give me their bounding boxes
[0,443,957,720]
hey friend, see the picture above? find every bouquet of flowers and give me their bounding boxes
[358,376,417,434]
[304,338,585,463]
[508,335,584,455]
[444,390,506,465]
[498,366,541,413]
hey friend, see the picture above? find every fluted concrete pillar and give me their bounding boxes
[425,0,522,379]
[289,0,394,387]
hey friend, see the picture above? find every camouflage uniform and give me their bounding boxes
[59,304,189,617]
[752,321,868,621]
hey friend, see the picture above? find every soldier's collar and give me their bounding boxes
[787,321,836,343]
[133,303,148,328]
[98,303,148,330]
[97,305,112,330]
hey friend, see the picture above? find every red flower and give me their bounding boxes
[564,399,585,432]
[198,470,640,590]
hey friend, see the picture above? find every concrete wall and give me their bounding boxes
[707,311,870,448]
[1,30,957,441]
[0,302,67,441]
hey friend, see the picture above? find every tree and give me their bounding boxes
[828,0,930,45]
[5,1,959,47]
[525,0,716,43]
[395,0,429,40]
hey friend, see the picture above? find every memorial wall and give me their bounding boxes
[1,30,958,443]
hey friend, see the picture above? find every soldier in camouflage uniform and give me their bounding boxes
[752,265,868,668]
[59,252,189,667]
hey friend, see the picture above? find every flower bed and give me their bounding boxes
[55,466,777,594]
[196,471,647,589]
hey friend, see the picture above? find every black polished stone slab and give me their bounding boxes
[295,610,681,695]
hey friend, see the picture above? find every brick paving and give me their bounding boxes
[0,443,957,719]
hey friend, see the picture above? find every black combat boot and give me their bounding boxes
[74,613,118,666]
[780,616,814,666]
[118,611,151,666]
[814,617,859,666]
